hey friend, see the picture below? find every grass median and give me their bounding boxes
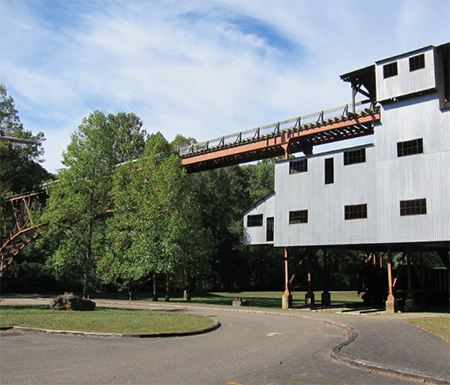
[0,306,215,334]
[405,317,450,343]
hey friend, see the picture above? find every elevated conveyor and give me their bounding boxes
[179,102,380,173]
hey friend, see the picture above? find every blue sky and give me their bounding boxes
[1,0,449,173]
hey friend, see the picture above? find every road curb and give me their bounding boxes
[2,299,448,383]
[329,324,450,384]
[96,301,450,383]
[2,321,221,339]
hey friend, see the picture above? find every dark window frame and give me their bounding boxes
[289,159,308,174]
[383,62,398,78]
[247,214,263,227]
[345,204,368,220]
[289,210,308,224]
[400,199,427,216]
[266,217,274,242]
[344,148,366,165]
[409,54,425,72]
[397,138,423,157]
[325,158,334,184]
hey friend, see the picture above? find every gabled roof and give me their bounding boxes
[242,191,275,216]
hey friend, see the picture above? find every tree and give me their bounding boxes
[99,132,209,299]
[40,111,146,298]
[170,134,197,154]
[0,84,48,193]
[0,84,50,232]
[242,158,275,204]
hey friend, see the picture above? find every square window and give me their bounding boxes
[344,148,366,165]
[397,138,423,157]
[290,159,308,174]
[383,62,398,78]
[409,54,425,72]
[289,210,308,224]
[400,199,427,216]
[247,214,263,227]
[345,204,367,220]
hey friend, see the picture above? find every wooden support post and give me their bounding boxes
[282,247,292,309]
[282,143,290,160]
[385,246,397,313]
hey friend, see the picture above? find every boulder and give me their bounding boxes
[232,297,249,307]
[50,294,96,311]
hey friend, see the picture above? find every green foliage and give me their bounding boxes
[39,111,147,297]
[99,132,209,297]
[0,84,51,235]
[0,239,60,293]
[170,134,197,152]
[241,159,275,204]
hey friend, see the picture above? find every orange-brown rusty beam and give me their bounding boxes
[181,113,379,167]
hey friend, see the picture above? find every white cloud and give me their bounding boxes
[0,0,448,173]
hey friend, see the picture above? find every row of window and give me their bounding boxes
[247,198,427,228]
[289,148,365,175]
[289,138,424,185]
[383,53,425,79]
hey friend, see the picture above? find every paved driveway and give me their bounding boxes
[3,299,445,384]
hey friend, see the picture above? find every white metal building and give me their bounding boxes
[243,43,449,310]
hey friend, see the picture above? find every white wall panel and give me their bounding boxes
[376,47,436,102]
[243,193,276,245]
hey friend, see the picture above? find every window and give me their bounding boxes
[247,214,263,227]
[290,159,308,174]
[383,62,398,78]
[266,217,274,242]
[345,204,367,220]
[325,158,334,184]
[400,199,427,216]
[344,148,366,165]
[289,210,308,224]
[409,54,425,72]
[397,138,423,157]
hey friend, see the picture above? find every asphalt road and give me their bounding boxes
[0,302,435,385]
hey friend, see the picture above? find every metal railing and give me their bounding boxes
[178,100,377,157]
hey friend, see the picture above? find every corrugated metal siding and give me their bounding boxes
[376,47,436,102]
[243,44,450,248]
[274,145,377,247]
[243,193,276,245]
[376,93,450,243]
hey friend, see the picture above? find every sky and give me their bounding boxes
[1,0,449,173]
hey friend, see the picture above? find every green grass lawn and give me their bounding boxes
[405,317,450,343]
[0,306,214,334]
[91,290,364,308]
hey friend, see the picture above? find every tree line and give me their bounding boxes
[5,84,442,299]
[1,84,286,298]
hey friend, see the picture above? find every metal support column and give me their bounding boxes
[282,247,292,309]
[419,247,429,310]
[405,247,415,311]
[305,249,315,308]
[321,249,331,307]
[385,246,398,313]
